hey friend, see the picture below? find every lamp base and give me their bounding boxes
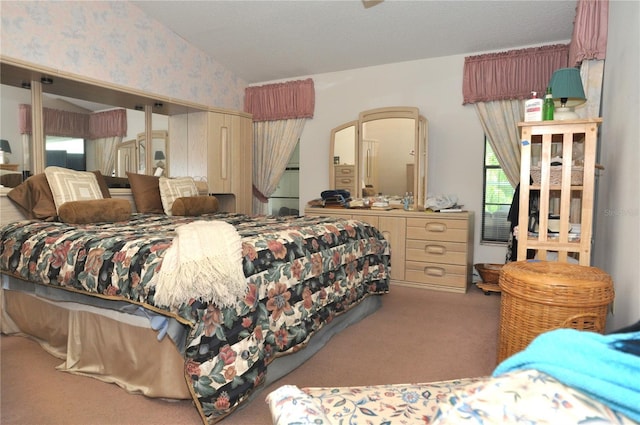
[554,107,579,121]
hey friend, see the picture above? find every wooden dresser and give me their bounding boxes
[305,207,474,293]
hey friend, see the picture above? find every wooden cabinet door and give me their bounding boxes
[378,216,405,281]
[207,112,253,214]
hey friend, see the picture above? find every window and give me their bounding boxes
[482,138,515,243]
[46,136,86,171]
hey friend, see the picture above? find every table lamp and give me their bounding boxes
[549,68,586,120]
[154,150,165,166]
[0,139,11,164]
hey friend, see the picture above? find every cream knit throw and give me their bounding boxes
[153,220,247,308]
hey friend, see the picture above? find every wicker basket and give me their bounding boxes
[474,263,503,284]
[497,261,614,364]
[530,165,584,185]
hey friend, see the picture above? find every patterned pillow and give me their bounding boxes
[158,177,199,216]
[44,166,104,212]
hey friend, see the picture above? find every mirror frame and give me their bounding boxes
[329,120,358,195]
[330,106,428,210]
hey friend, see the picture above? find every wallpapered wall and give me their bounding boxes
[0,1,246,110]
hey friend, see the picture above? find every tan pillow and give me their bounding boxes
[126,172,164,214]
[7,173,57,220]
[91,170,112,198]
[158,177,199,216]
[58,199,132,224]
[171,196,219,216]
[44,166,104,212]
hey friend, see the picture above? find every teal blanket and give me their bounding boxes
[494,328,640,422]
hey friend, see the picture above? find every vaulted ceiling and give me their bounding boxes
[132,0,577,84]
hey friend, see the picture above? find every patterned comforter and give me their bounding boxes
[0,213,390,424]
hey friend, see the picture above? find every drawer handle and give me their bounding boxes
[426,222,447,232]
[424,266,445,277]
[340,169,351,174]
[340,178,351,183]
[425,244,446,255]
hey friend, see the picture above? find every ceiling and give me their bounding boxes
[132,0,578,84]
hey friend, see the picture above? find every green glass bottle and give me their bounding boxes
[543,87,554,120]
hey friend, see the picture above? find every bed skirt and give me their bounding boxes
[1,274,382,403]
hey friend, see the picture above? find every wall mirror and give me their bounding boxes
[1,60,199,182]
[329,106,428,210]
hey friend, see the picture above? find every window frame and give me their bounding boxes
[481,137,515,244]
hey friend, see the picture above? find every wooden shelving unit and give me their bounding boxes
[517,118,602,266]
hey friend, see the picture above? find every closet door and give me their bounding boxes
[207,111,253,214]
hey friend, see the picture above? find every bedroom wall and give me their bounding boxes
[0,1,245,110]
[286,52,543,265]
[594,0,640,331]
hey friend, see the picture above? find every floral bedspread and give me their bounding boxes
[266,370,635,424]
[0,213,390,424]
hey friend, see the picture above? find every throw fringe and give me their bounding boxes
[154,220,247,308]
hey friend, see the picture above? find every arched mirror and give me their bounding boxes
[330,107,427,210]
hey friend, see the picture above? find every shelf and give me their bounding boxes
[516,118,602,266]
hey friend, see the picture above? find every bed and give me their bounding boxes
[0,168,391,424]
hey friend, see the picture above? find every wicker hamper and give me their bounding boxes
[497,261,614,364]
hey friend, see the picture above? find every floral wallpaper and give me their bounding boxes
[0,1,246,110]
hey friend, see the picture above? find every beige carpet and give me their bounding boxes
[1,284,501,425]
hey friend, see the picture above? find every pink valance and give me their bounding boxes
[19,105,127,139]
[462,44,569,105]
[244,78,315,121]
[569,0,608,66]
[88,109,127,138]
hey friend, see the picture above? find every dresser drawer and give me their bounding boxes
[405,261,468,289]
[335,177,355,190]
[406,240,467,265]
[335,165,355,177]
[406,217,468,242]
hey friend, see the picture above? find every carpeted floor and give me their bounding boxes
[1,284,501,425]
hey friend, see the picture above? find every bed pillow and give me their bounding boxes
[171,196,219,216]
[0,171,24,188]
[158,177,199,216]
[58,199,132,224]
[6,173,58,220]
[126,172,164,214]
[91,170,112,198]
[44,166,104,212]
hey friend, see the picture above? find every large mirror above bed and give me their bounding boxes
[330,106,428,210]
[0,60,201,183]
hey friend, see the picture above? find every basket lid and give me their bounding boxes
[500,261,614,306]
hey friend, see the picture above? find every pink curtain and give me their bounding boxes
[569,0,608,66]
[244,78,315,121]
[88,109,127,138]
[462,44,569,104]
[18,105,127,138]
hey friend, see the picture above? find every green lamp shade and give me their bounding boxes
[549,67,586,108]
[0,139,11,153]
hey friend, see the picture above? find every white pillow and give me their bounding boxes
[44,166,103,212]
[158,176,198,215]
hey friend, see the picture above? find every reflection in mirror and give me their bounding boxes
[329,121,357,196]
[1,61,184,181]
[0,83,31,185]
[361,118,415,196]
